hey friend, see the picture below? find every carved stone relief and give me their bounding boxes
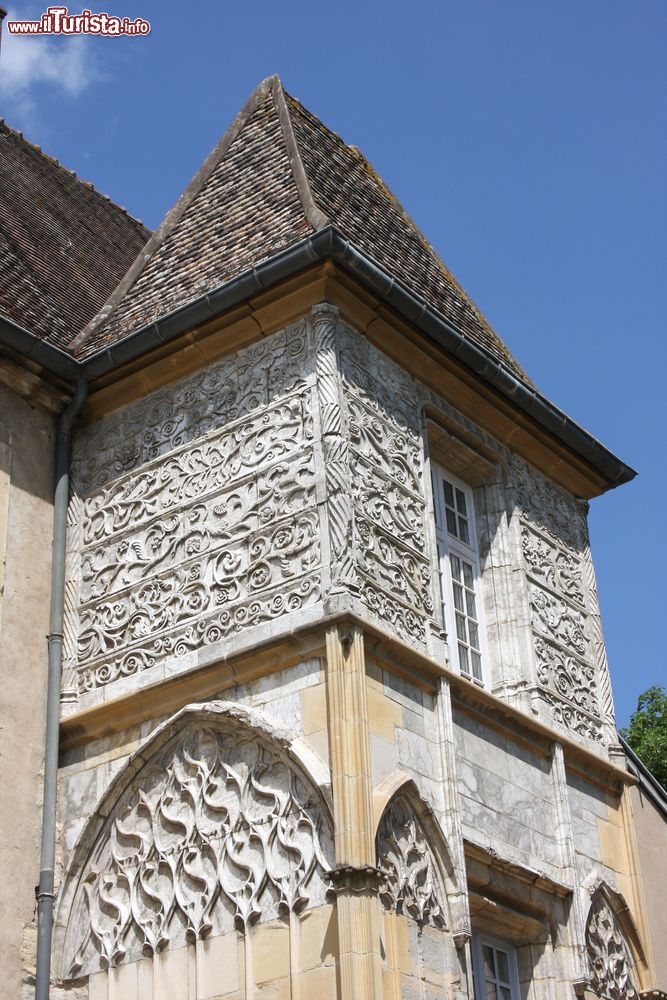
[63,718,333,978]
[70,324,322,694]
[529,586,588,659]
[72,323,312,493]
[66,309,617,749]
[376,795,447,929]
[521,524,585,607]
[511,453,609,742]
[586,894,639,999]
[312,303,355,590]
[338,327,433,652]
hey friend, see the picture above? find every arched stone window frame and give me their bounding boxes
[372,771,462,930]
[582,875,649,999]
[54,700,334,982]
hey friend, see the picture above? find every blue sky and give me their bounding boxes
[1,1,665,726]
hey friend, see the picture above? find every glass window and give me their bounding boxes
[472,934,520,1000]
[431,464,486,684]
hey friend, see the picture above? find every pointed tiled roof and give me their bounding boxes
[0,120,151,350]
[72,76,527,380]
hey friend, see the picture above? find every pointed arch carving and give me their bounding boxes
[57,701,334,980]
[374,776,451,929]
[585,881,644,1000]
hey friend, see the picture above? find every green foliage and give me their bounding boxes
[620,686,667,790]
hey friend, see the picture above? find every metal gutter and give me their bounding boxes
[1,226,635,489]
[619,735,667,819]
[34,378,88,1000]
[0,315,80,381]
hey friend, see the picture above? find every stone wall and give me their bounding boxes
[0,384,56,997]
[64,306,616,753]
[68,320,322,707]
[52,304,653,997]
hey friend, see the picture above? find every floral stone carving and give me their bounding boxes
[586,894,639,999]
[376,796,447,929]
[63,720,333,977]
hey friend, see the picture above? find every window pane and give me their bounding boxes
[471,651,482,680]
[463,561,474,589]
[486,985,497,1000]
[455,487,467,515]
[446,507,457,536]
[468,622,479,649]
[459,644,470,673]
[465,590,477,618]
[450,555,461,582]
[496,950,509,983]
[453,583,464,612]
[456,613,467,641]
[443,480,454,506]
[482,946,495,980]
[458,516,470,544]
[500,989,511,1000]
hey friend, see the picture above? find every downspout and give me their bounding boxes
[35,378,88,1000]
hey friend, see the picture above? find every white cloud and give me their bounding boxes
[1,7,103,123]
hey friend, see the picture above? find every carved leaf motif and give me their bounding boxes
[521,525,585,607]
[78,576,321,692]
[72,323,310,493]
[534,636,598,714]
[65,723,333,978]
[529,587,588,657]
[512,456,587,552]
[586,896,639,1000]
[376,796,447,929]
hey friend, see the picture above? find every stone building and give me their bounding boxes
[0,76,665,1000]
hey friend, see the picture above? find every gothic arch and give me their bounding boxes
[55,701,334,980]
[584,879,647,999]
[374,774,454,929]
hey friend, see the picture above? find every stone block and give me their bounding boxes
[301,683,327,736]
[87,971,106,1000]
[201,932,240,998]
[303,727,330,768]
[300,907,324,971]
[371,734,399,786]
[252,920,290,984]
[299,963,336,998]
[161,945,191,1000]
[109,961,139,1000]
[367,684,403,741]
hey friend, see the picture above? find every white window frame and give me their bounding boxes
[471,932,521,1000]
[431,462,488,685]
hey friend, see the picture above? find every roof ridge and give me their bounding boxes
[0,119,148,231]
[271,80,329,232]
[69,76,280,352]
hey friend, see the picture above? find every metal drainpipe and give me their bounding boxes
[35,378,88,1000]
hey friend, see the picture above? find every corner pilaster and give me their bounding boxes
[324,623,383,999]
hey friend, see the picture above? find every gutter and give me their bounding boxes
[0,227,636,489]
[619,735,667,819]
[34,378,88,1000]
[0,315,80,382]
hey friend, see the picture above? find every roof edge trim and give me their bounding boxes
[0,315,80,380]
[0,225,636,491]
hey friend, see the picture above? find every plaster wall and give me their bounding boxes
[629,785,667,988]
[0,384,56,998]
